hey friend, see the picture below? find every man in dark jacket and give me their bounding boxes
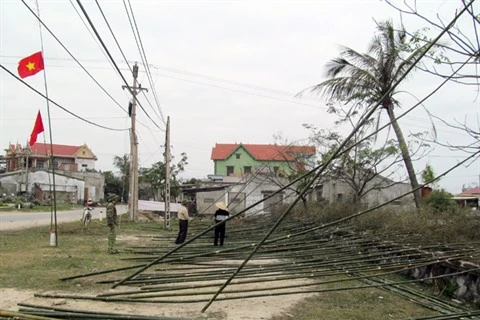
[187,197,198,216]
[214,201,229,246]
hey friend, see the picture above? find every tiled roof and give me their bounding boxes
[211,143,315,161]
[29,143,82,157]
[459,186,480,195]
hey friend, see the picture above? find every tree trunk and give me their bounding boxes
[386,106,422,209]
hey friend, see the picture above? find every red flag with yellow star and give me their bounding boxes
[17,51,44,79]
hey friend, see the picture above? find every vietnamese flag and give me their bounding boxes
[29,110,44,146]
[18,51,44,79]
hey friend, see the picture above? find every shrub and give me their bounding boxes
[423,189,459,213]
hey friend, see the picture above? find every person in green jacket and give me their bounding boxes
[106,193,120,254]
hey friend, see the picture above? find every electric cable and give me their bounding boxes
[124,0,165,125]
[94,0,133,74]
[68,0,121,80]
[21,0,128,115]
[75,0,162,131]
[0,64,128,132]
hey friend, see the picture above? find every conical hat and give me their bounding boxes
[215,201,228,211]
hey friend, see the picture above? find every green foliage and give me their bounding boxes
[421,164,436,186]
[112,155,130,201]
[303,20,425,208]
[103,171,125,201]
[423,189,458,213]
[139,152,188,201]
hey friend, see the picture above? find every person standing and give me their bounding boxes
[175,200,192,244]
[187,196,198,216]
[214,201,229,246]
[106,193,120,254]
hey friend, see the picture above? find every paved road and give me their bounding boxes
[0,205,128,231]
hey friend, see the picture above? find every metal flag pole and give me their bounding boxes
[35,0,58,246]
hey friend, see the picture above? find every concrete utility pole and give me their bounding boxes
[24,143,31,194]
[165,116,171,228]
[122,62,148,221]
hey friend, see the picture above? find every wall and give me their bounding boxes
[191,175,299,216]
[58,170,105,202]
[76,158,96,171]
[0,170,85,203]
[316,176,415,209]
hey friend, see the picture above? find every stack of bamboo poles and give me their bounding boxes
[23,213,478,320]
[4,303,188,320]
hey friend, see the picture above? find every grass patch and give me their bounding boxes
[0,215,173,292]
[275,282,436,320]
[1,206,477,319]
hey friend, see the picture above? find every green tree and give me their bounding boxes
[139,152,188,201]
[421,164,438,189]
[103,171,123,201]
[302,21,427,209]
[113,154,130,202]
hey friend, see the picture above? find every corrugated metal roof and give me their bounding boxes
[211,143,315,161]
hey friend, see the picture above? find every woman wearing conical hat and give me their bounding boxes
[214,201,229,246]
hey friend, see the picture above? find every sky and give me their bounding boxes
[0,0,478,195]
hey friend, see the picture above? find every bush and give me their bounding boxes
[424,189,459,213]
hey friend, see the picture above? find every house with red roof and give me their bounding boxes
[454,186,480,210]
[1,142,103,203]
[210,143,316,177]
[5,142,97,172]
[458,186,480,197]
[180,143,413,215]
[177,143,316,215]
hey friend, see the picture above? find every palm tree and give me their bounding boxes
[305,21,425,208]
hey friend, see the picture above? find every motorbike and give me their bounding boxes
[82,206,93,226]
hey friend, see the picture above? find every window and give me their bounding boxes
[81,164,88,168]
[37,160,45,169]
[244,166,251,174]
[226,166,234,176]
[53,161,59,169]
[235,153,241,159]
[337,193,343,201]
[273,166,279,174]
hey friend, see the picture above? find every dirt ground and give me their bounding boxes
[0,212,315,319]
[0,286,312,319]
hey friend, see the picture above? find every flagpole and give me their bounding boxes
[35,0,58,246]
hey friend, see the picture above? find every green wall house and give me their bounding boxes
[210,143,316,177]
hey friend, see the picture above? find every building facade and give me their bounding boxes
[210,143,316,177]
[5,142,97,172]
[1,142,103,203]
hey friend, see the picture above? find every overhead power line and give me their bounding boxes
[21,0,128,115]
[75,0,162,131]
[123,0,165,125]
[0,64,128,132]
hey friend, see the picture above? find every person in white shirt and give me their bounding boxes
[175,200,192,244]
